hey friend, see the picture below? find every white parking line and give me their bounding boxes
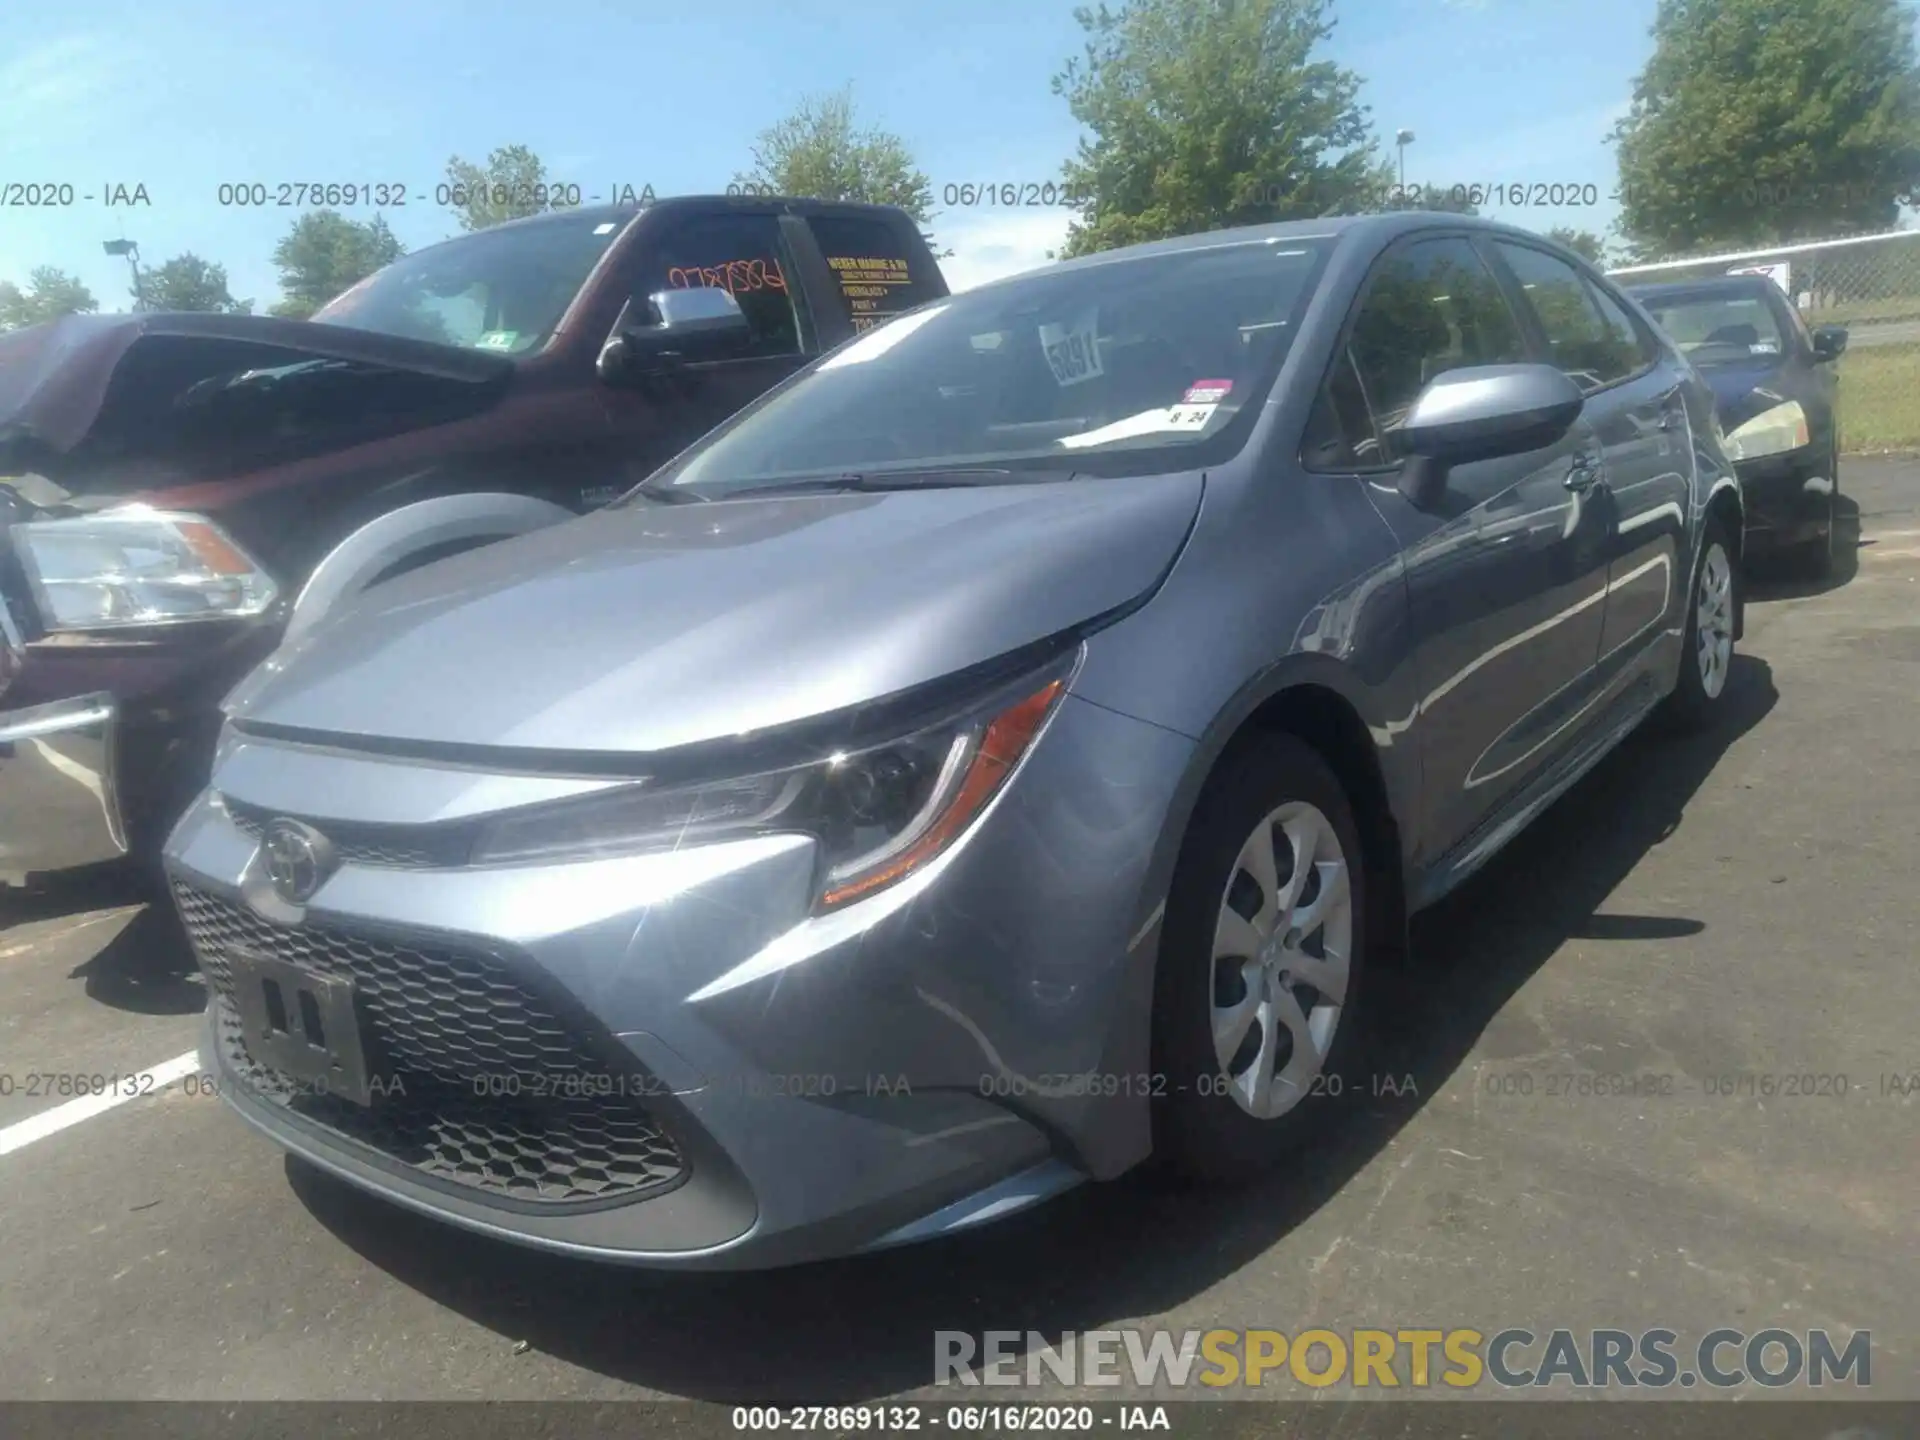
[0,1050,202,1158]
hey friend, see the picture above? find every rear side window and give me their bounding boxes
[635,212,806,359]
[1493,242,1646,392]
[1308,236,1527,467]
[805,214,945,332]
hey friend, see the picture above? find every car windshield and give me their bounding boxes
[1636,288,1788,365]
[631,236,1333,496]
[310,213,634,354]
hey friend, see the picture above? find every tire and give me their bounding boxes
[1150,732,1371,1182]
[1656,516,1738,734]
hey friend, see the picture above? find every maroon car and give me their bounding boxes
[0,196,947,886]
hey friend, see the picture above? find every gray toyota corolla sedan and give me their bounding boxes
[164,211,1744,1270]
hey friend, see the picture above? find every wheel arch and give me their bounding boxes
[1082,659,1412,1177]
[1703,475,1746,638]
[1116,657,1414,1057]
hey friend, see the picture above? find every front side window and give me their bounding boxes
[1494,242,1643,391]
[1315,236,1528,467]
[627,237,1334,496]
[313,213,633,354]
[633,213,805,359]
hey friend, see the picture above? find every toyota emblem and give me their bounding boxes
[259,819,337,905]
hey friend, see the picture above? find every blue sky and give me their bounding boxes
[2,0,1664,310]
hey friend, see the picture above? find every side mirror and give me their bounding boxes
[1394,363,1586,508]
[1810,325,1848,361]
[598,288,753,382]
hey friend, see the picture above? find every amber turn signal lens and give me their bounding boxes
[819,678,1064,909]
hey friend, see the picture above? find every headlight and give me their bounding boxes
[13,509,278,633]
[1722,401,1809,462]
[470,664,1072,909]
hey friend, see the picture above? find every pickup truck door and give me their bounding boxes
[596,208,821,499]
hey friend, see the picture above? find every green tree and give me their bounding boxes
[1051,0,1384,257]
[0,267,99,330]
[443,144,564,231]
[1613,0,1920,256]
[269,211,404,319]
[145,252,252,313]
[733,87,934,223]
[1547,226,1609,264]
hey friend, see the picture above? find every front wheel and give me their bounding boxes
[1656,518,1738,733]
[1150,733,1371,1181]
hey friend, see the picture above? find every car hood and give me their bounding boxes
[227,474,1205,756]
[1694,357,1795,428]
[0,311,511,488]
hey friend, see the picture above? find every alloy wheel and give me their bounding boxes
[1696,542,1734,699]
[1209,800,1353,1120]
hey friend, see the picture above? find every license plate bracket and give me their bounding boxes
[228,948,377,1107]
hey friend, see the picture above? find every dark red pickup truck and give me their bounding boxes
[0,195,948,884]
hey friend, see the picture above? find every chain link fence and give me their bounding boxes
[1609,229,1920,454]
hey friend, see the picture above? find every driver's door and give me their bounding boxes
[599,209,818,498]
[1316,234,1613,868]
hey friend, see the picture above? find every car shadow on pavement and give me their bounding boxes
[67,901,205,1017]
[293,655,1777,1404]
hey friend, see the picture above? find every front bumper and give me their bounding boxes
[165,693,1194,1268]
[0,692,126,881]
[1735,447,1832,551]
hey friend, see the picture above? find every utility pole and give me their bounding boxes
[102,238,146,311]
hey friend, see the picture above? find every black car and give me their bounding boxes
[1626,274,1848,576]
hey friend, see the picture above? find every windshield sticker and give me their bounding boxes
[667,257,788,295]
[1039,314,1104,387]
[593,222,618,235]
[1749,339,1781,353]
[1182,379,1234,404]
[827,254,914,329]
[1056,402,1216,449]
[475,330,519,351]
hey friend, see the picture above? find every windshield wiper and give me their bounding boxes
[708,467,1071,498]
[630,478,708,504]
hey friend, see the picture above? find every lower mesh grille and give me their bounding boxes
[177,881,687,1207]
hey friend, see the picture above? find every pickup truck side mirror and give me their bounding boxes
[597,288,753,381]
[1810,325,1848,361]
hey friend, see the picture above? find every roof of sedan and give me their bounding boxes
[1621,274,1779,299]
[967,209,1589,287]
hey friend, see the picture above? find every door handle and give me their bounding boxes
[1564,451,1606,492]
[1655,386,1685,431]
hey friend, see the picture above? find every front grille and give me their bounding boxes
[221,799,474,869]
[176,881,687,1207]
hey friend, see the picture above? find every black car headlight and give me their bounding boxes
[1722,400,1809,462]
[469,663,1071,909]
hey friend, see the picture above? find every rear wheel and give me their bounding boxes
[1657,517,1738,733]
[1151,733,1370,1181]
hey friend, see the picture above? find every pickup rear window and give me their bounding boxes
[805,215,945,332]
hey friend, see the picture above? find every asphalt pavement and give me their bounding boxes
[2,458,1916,1404]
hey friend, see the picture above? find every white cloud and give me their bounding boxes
[935,208,1074,291]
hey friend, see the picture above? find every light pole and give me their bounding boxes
[102,238,146,311]
[1395,129,1416,199]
